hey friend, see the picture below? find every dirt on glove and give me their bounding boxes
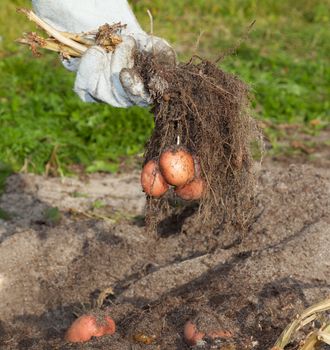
[134,52,262,236]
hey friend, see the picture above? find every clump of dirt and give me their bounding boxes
[135,52,262,234]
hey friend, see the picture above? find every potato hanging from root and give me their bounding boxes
[141,160,169,198]
[175,155,205,201]
[175,178,205,201]
[159,148,195,187]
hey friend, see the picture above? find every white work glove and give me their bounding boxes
[32,0,176,107]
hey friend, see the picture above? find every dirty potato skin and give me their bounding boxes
[65,314,116,343]
[184,321,206,346]
[159,148,195,186]
[175,178,205,201]
[141,160,169,198]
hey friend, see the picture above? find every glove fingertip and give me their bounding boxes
[120,68,151,106]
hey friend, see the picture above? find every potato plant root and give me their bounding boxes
[135,52,262,234]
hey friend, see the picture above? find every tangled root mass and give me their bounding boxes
[135,52,262,235]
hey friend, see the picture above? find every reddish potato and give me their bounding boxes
[159,148,195,186]
[175,178,205,201]
[65,314,115,343]
[141,160,169,198]
[184,321,205,346]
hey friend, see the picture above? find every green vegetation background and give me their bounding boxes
[0,0,329,175]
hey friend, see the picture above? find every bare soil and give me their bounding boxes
[0,152,329,349]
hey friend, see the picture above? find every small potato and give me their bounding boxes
[184,321,205,346]
[175,178,205,201]
[141,160,169,198]
[65,314,115,343]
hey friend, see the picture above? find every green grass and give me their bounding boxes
[0,207,11,221]
[43,206,61,225]
[0,0,329,174]
[0,162,12,195]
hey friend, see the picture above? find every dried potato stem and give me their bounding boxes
[17,9,125,57]
[272,298,330,350]
[299,324,330,350]
[17,34,82,57]
[317,327,330,345]
[59,31,95,46]
[17,8,87,55]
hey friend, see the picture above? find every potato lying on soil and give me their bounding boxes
[184,321,234,346]
[184,321,206,346]
[65,314,115,343]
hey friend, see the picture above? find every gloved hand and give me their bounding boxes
[32,0,176,107]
